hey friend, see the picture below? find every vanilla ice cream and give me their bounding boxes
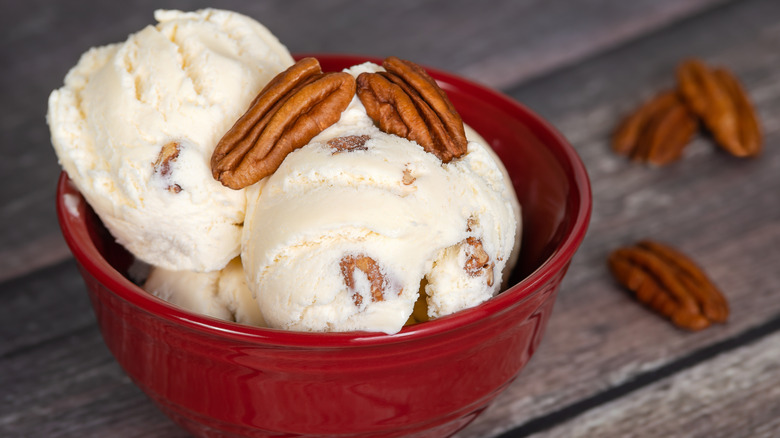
[144,257,266,326]
[48,9,294,272]
[241,63,520,334]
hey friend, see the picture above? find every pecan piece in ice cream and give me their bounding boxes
[340,255,401,306]
[152,141,182,193]
[212,57,356,189]
[356,57,468,162]
[328,134,370,153]
[402,167,416,185]
[608,240,728,331]
[464,237,494,287]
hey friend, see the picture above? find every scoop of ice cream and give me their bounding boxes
[47,9,294,272]
[241,63,520,334]
[462,123,522,287]
[144,257,266,326]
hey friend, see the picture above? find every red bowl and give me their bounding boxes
[56,54,591,438]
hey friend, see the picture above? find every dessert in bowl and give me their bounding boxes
[57,53,590,438]
[50,6,588,437]
[48,8,522,335]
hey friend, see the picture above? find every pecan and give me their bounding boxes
[613,91,678,156]
[356,57,468,162]
[608,240,728,331]
[712,68,762,157]
[357,72,433,150]
[152,141,182,193]
[340,254,401,306]
[464,237,494,287]
[328,135,370,153]
[677,59,761,157]
[613,91,697,165]
[402,167,416,185]
[633,99,698,165]
[211,58,356,189]
[613,59,762,164]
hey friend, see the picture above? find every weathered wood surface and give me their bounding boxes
[3,0,780,437]
[0,0,724,282]
[530,329,780,438]
[458,0,780,435]
[0,265,186,437]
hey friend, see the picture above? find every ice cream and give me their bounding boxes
[49,9,522,334]
[144,258,266,326]
[240,63,520,334]
[47,9,294,272]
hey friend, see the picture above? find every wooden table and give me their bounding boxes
[2,1,779,436]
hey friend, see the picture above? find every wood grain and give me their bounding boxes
[0,261,93,358]
[529,329,780,438]
[0,326,187,438]
[457,0,780,436]
[0,258,183,437]
[0,0,724,282]
[2,0,780,437]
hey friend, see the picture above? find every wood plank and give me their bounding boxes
[0,326,186,438]
[257,0,729,88]
[0,259,185,437]
[528,329,780,438]
[0,260,94,358]
[457,0,780,436]
[0,0,723,282]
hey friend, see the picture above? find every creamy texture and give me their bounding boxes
[50,16,521,333]
[241,63,520,334]
[144,257,266,326]
[48,9,294,271]
[462,124,522,285]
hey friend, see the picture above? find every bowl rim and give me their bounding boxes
[56,53,591,348]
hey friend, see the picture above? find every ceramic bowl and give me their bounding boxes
[56,54,591,438]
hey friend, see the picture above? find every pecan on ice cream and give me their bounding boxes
[356,57,468,163]
[212,58,356,189]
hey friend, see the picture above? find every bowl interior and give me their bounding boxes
[57,54,590,343]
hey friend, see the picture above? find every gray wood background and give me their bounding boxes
[2,0,778,437]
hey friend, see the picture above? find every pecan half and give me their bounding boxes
[608,240,728,331]
[464,237,494,287]
[613,59,762,164]
[340,254,401,306]
[613,91,697,165]
[152,141,182,193]
[328,134,370,153]
[356,57,468,162]
[211,58,356,189]
[613,91,678,156]
[677,59,760,157]
[712,68,762,157]
[633,97,698,165]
